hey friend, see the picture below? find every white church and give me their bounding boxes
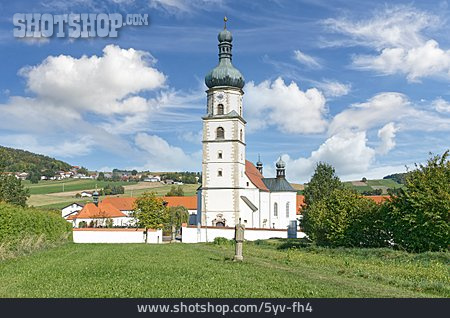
[197,19,298,230]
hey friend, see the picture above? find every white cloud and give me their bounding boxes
[353,40,450,82]
[134,133,200,171]
[324,6,450,82]
[323,5,437,50]
[284,130,376,182]
[293,50,321,69]
[328,92,409,135]
[0,134,95,158]
[180,130,203,144]
[432,97,450,113]
[148,0,224,14]
[377,122,398,155]
[20,44,166,115]
[245,77,328,134]
[317,80,351,97]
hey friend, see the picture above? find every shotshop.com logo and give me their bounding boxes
[13,13,149,38]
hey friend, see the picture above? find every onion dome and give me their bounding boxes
[276,157,286,169]
[205,17,245,89]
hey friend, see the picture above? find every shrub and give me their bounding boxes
[0,203,72,258]
[303,188,389,248]
[384,151,450,253]
[213,237,233,245]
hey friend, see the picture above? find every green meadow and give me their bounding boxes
[0,240,447,298]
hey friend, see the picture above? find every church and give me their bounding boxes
[197,19,298,230]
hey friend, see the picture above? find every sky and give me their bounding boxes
[0,0,449,183]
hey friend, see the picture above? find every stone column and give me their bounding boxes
[233,220,245,261]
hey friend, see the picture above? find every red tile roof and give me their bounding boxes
[76,202,126,219]
[366,195,390,204]
[245,160,269,191]
[102,197,136,211]
[66,214,78,220]
[296,195,305,214]
[163,196,197,210]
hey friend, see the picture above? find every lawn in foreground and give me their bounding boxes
[0,241,448,298]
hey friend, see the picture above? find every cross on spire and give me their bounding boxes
[224,16,228,29]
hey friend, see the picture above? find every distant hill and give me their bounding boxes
[343,178,404,195]
[0,146,72,173]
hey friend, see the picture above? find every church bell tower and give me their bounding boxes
[200,17,246,227]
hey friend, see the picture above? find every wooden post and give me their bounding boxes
[234,219,244,261]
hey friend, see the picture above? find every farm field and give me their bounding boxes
[0,240,447,298]
[27,182,199,209]
[343,179,404,194]
[23,179,135,195]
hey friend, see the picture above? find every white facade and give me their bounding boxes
[200,25,298,231]
[61,203,84,218]
[73,228,162,244]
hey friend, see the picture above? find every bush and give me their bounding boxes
[384,151,450,253]
[303,188,389,248]
[213,237,233,245]
[0,203,72,258]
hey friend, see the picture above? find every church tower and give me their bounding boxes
[201,18,246,227]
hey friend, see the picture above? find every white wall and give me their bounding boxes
[61,203,83,218]
[73,228,162,243]
[181,225,306,243]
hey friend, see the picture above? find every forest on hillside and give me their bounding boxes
[0,146,72,173]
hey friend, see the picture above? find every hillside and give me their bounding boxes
[0,146,72,173]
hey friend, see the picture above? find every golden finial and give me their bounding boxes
[224,16,228,29]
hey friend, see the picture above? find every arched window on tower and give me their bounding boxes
[217,169,223,177]
[274,203,278,217]
[218,151,223,159]
[286,202,290,218]
[217,104,224,115]
[216,127,224,139]
[240,129,243,141]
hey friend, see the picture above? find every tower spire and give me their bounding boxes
[224,16,228,29]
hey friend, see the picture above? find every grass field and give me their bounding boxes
[23,179,135,195]
[27,183,199,209]
[0,240,448,298]
[343,179,404,194]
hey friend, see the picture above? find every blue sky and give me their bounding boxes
[0,0,449,182]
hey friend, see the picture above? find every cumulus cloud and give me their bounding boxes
[0,45,174,160]
[316,80,351,97]
[328,92,409,135]
[432,97,450,113]
[353,40,450,82]
[293,50,321,68]
[324,5,450,82]
[245,77,328,134]
[377,122,398,155]
[284,130,376,182]
[134,133,200,171]
[20,44,166,115]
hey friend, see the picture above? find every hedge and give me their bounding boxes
[0,203,72,249]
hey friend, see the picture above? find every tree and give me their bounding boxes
[166,185,184,197]
[303,162,343,207]
[167,206,189,241]
[303,188,389,247]
[78,166,89,175]
[0,175,30,207]
[131,169,138,176]
[132,192,169,242]
[29,173,40,184]
[384,151,450,252]
[97,172,105,181]
[361,177,367,183]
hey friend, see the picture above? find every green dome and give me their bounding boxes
[205,23,245,89]
[205,60,245,89]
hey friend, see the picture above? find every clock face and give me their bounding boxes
[217,93,224,100]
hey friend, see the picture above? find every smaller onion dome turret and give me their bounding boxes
[276,157,286,178]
